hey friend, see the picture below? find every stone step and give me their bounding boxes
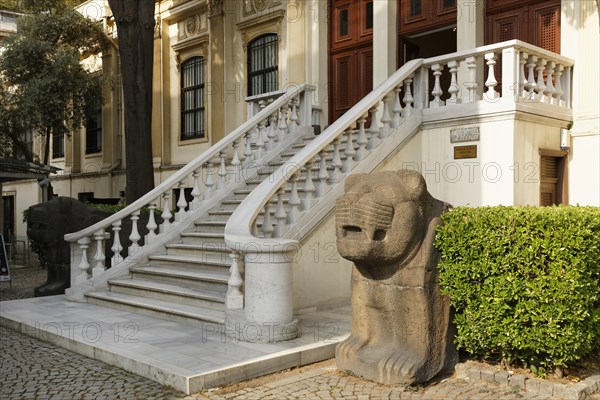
[149,252,230,272]
[108,278,225,311]
[85,290,225,326]
[164,242,228,258]
[193,220,227,233]
[130,265,229,292]
[179,231,225,244]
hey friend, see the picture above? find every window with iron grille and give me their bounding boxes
[86,99,102,154]
[247,34,278,96]
[180,56,205,141]
[52,130,64,159]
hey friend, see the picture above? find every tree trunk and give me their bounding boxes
[108,0,155,203]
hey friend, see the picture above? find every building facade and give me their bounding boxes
[2,0,599,243]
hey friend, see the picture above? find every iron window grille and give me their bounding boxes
[181,56,205,141]
[247,34,279,97]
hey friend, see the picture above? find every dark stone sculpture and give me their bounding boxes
[27,197,110,297]
[335,170,458,385]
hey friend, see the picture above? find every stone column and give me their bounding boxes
[373,0,397,87]
[208,0,225,143]
[456,0,485,100]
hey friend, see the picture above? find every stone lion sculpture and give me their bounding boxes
[27,197,110,297]
[335,170,457,385]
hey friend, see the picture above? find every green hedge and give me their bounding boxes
[435,205,600,373]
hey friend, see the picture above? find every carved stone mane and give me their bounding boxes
[335,170,457,385]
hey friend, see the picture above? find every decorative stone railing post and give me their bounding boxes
[484,52,499,101]
[75,237,91,285]
[92,229,106,277]
[501,47,520,101]
[226,251,244,310]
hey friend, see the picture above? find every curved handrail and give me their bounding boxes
[224,59,423,250]
[65,83,311,243]
[224,39,575,250]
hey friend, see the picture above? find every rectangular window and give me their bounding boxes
[442,0,455,9]
[180,57,205,141]
[52,131,64,159]
[365,2,373,30]
[410,0,422,17]
[86,100,102,154]
[339,9,349,36]
[248,34,279,96]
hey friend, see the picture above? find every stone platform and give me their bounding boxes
[0,295,350,394]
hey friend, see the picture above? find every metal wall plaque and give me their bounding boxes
[454,145,477,159]
[450,127,480,143]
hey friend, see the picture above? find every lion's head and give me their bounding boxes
[336,170,436,278]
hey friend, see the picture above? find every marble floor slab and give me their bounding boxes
[0,295,350,394]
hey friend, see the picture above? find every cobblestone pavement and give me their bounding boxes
[1,266,599,399]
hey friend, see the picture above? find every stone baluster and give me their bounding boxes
[190,170,202,210]
[128,210,141,257]
[430,63,445,107]
[329,135,343,184]
[243,131,253,166]
[226,251,244,310]
[111,221,123,266]
[231,139,242,183]
[76,237,91,284]
[286,172,301,224]
[484,52,499,101]
[562,66,572,108]
[278,103,289,139]
[267,111,278,148]
[543,61,555,104]
[217,152,227,190]
[447,60,460,104]
[367,105,380,149]
[302,158,316,211]
[160,191,172,233]
[289,97,299,133]
[255,119,267,159]
[536,58,547,100]
[343,127,356,173]
[261,200,274,238]
[175,181,187,223]
[92,229,106,277]
[355,114,369,162]
[316,149,329,197]
[525,55,538,101]
[465,56,478,103]
[145,202,158,244]
[274,187,287,238]
[380,93,392,139]
[519,51,528,98]
[391,84,403,128]
[553,64,564,106]
[204,161,214,199]
[402,76,414,116]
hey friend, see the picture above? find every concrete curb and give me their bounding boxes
[455,363,600,400]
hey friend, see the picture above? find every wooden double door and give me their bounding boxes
[328,0,373,123]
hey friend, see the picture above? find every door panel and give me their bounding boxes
[328,0,373,124]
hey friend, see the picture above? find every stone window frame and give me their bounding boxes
[179,55,207,142]
[247,33,279,97]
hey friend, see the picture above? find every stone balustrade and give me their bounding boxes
[223,39,573,339]
[64,84,316,300]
